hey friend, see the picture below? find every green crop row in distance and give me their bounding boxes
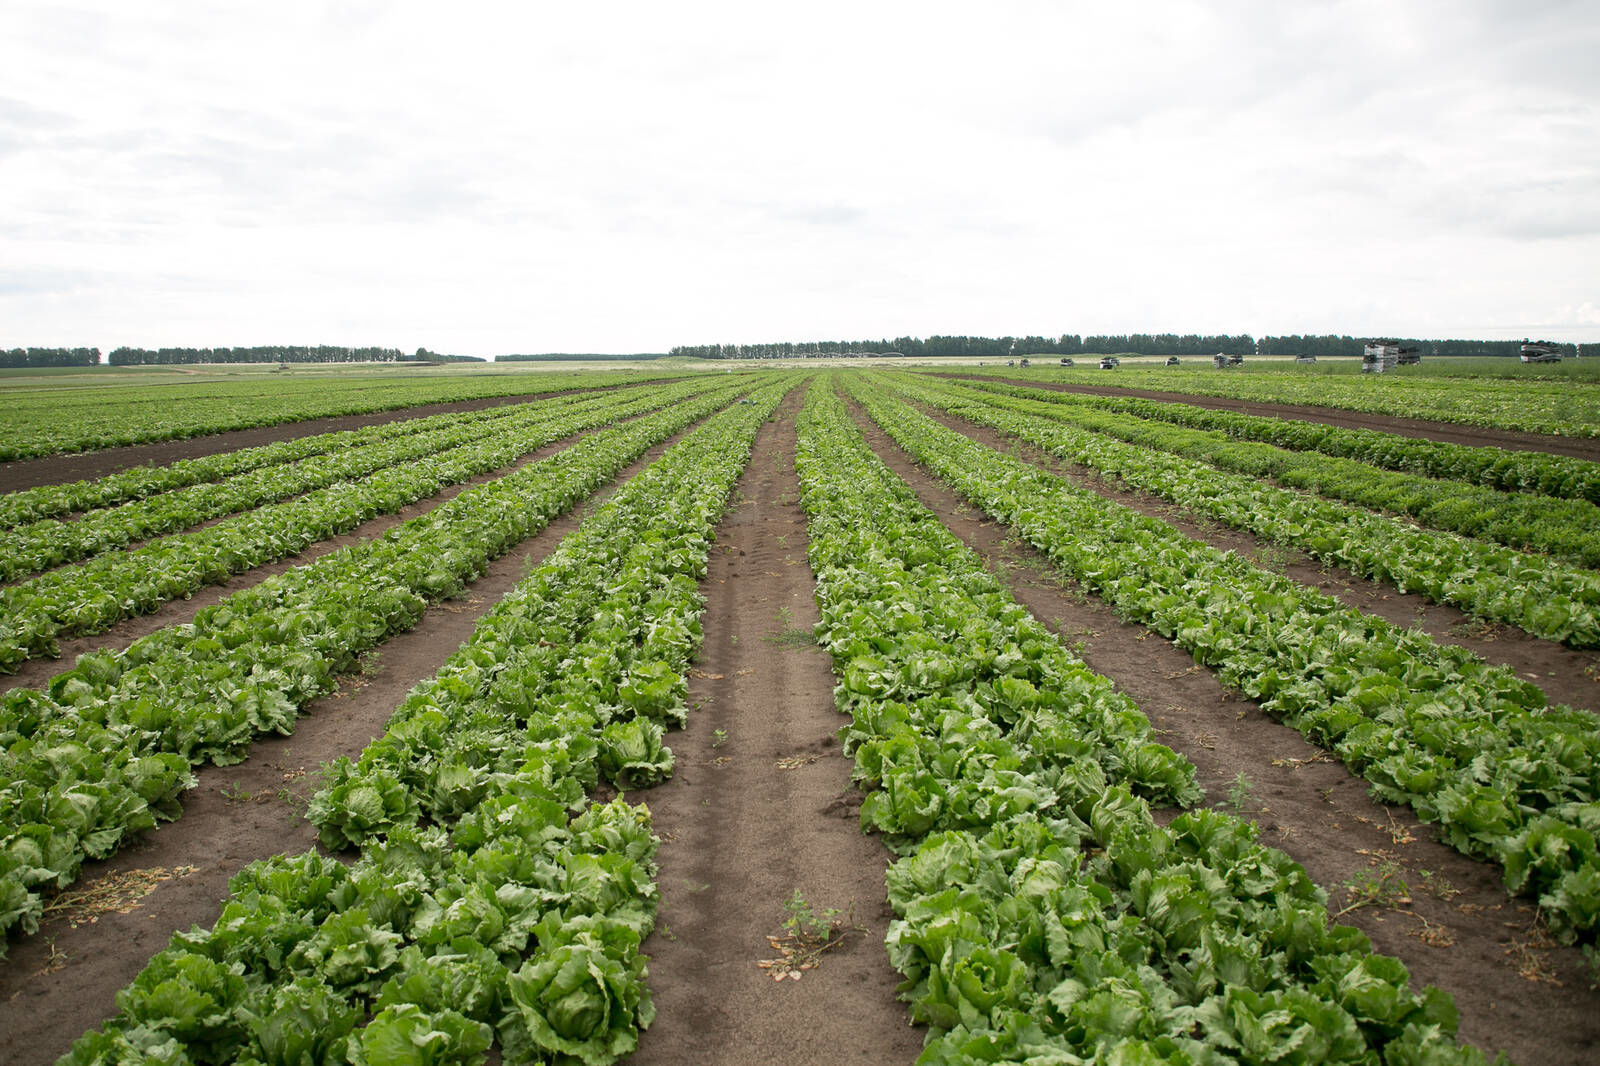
[0,367,699,461]
[891,373,1600,648]
[957,363,1600,439]
[0,381,716,672]
[956,376,1600,504]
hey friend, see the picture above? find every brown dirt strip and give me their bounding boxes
[0,382,633,493]
[845,402,1600,1066]
[940,373,1600,461]
[0,412,721,1066]
[626,392,923,1066]
[914,402,1600,716]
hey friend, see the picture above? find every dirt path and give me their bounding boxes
[944,374,1600,461]
[0,384,626,493]
[0,417,715,1066]
[846,402,1600,1066]
[626,394,922,1066]
[914,403,1600,716]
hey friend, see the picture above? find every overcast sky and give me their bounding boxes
[3,1,1597,356]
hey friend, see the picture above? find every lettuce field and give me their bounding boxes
[1,361,1597,1065]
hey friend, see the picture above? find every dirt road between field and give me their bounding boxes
[945,374,1600,461]
[627,391,922,1065]
[847,399,1600,1066]
[0,410,718,1065]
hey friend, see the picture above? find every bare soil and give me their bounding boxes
[847,402,1600,1066]
[626,392,922,1065]
[947,374,1600,461]
[0,416,711,1066]
[0,385,619,494]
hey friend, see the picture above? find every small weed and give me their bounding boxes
[712,728,728,749]
[1250,544,1291,574]
[1336,861,1411,917]
[36,936,68,976]
[357,650,384,677]
[784,890,839,941]
[763,605,817,649]
[759,892,859,981]
[220,781,251,804]
[1216,772,1256,816]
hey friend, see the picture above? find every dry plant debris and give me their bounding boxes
[42,865,198,928]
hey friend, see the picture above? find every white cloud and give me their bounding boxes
[1,0,1597,354]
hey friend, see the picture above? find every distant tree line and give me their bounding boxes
[1,347,101,368]
[105,346,482,366]
[673,333,1587,360]
[670,333,1257,359]
[495,353,668,362]
[408,349,486,363]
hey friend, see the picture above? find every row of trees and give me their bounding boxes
[1,347,101,368]
[496,353,668,362]
[670,334,1254,359]
[105,346,482,365]
[673,333,1585,360]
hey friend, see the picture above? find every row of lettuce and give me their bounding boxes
[893,375,1600,648]
[795,379,1496,1064]
[0,379,747,951]
[0,381,718,674]
[949,377,1600,504]
[0,397,572,581]
[850,376,1600,948]
[0,368,691,462]
[0,392,545,531]
[964,363,1600,439]
[944,377,1600,569]
[57,380,794,1064]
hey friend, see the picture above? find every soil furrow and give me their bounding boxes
[943,374,1600,461]
[914,401,1600,715]
[845,400,1600,1066]
[0,414,715,1066]
[626,393,922,1066]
